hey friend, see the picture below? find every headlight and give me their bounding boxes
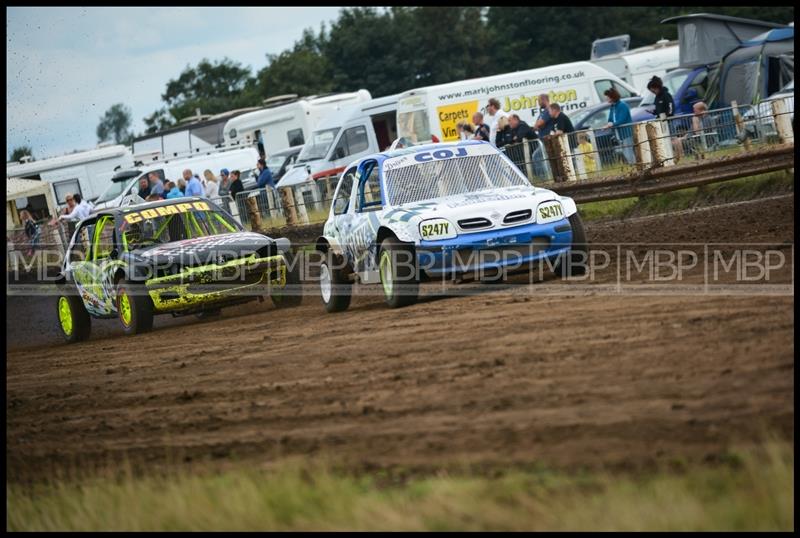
[419,218,457,241]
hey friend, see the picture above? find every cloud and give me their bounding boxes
[6,7,342,159]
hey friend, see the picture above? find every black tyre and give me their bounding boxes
[319,251,352,313]
[556,212,590,277]
[271,251,303,308]
[378,237,419,308]
[56,292,92,343]
[116,279,154,335]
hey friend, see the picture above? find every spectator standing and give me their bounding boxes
[218,168,231,198]
[576,133,597,174]
[549,103,575,136]
[61,193,77,216]
[228,170,244,200]
[534,94,555,137]
[203,170,220,199]
[508,114,537,144]
[177,178,187,194]
[604,88,635,165]
[256,159,276,189]
[165,181,183,199]
[183,169,204,197]
[20,209,40,256]
[456,121,475,141]
[485,98,508,147]
[137,177,151,199]
[147,172,165,199]
[647,76,675,118]
[671,101,714,162]
[58,193,93,222]
[493,116,514,148]
[470,112,491,142]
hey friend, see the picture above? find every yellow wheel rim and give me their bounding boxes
[379,250,393,297]
[119,290,132,326]
[58,297,73,336]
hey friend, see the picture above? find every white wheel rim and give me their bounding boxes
[319,263,332,303]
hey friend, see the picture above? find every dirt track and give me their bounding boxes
[6,196,795,480]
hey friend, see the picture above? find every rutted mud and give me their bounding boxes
[6,196,794,480]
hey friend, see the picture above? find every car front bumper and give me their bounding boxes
[145,253,287,312]
[416,219,573,276]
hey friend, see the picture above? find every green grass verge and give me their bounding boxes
[578,170,793,222]
[7,442,793,531]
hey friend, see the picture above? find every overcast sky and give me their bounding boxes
[6,6,343,161]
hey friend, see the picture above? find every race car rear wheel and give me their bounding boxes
[56,292,91,343]
[116,280,154,335]
[271,251,303,308]
[556,212,590,277]
[319,252,351,313]
[379,237,419,308]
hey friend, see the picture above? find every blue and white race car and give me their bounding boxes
[314,140,589,312]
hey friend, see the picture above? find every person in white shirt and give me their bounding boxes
[58,193,93,222]
[485,97,508,148]
[203,169,219,199]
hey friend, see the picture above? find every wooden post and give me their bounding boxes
[771,98,793,144]
[245,194,263,232]
[731,101,752,152]
[522,140,535,182]
[646,120,662,168]
[294,186,311,225]
[278,186,298,227]
[633,122,651,170]
[557,133,577,182]
[542,135,561,182]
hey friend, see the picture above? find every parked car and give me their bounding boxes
[570,96,643,167]
[55,197,301,342]
[315,140,588,312]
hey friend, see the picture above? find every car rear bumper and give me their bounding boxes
[416,219,573,275]
[145,253,287,312]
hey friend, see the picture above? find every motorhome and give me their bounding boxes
[590,36,680,92]
[5,144,135,205]
[222,90,372,157]
[93,146,261,210]
[277,94,399,204]
[395,61,638,144]
[132,107,260,162]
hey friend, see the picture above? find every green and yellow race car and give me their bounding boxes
[55,197,301,342]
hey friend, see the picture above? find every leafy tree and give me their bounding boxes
[96,103,133,145]
[162,58,259,121]
[9,145,34,162]
[255,27,335,100]
[142,107,176,135]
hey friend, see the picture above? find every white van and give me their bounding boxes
[395,61,638,143]
[591,39,680,92]
[222,90,372,157]
[278,94,399,195]
[5,144,135,205]
[93,146,261,210]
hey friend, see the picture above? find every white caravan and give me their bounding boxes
[222,90,372,157]
[93,146,261,210]
[591,38,680,93]
[5,144,135,206]
[395,61,638,143]
[278,94,399,201]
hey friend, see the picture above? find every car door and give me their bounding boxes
[69,214,122,317]
[329,165,359,265]
[349,159,384,273]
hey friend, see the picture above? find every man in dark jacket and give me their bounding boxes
[508,114,537,144]
[471,112,491,142]
[256,159,276,189]
[548,103,575,135]
[647,75,675,118]
[228,170,244,201]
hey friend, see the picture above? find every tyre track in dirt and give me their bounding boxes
[6,196,794,480]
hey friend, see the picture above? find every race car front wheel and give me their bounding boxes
[56,292,91,343]
[319,252,351,313]
[556,212,590,277]
[116,280,154,335]
[271,252,303,309]
[379,237,419,309]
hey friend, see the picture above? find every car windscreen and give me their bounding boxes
[384,152,529,207]
[118,202,239,251]
[266,154,286,175]
[297,128,339,163]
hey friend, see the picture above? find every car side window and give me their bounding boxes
[357,161,382,212]
[333,126,369,160]
[612,81,633,99]
[594,79,613,100]
[333,167,357,215]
